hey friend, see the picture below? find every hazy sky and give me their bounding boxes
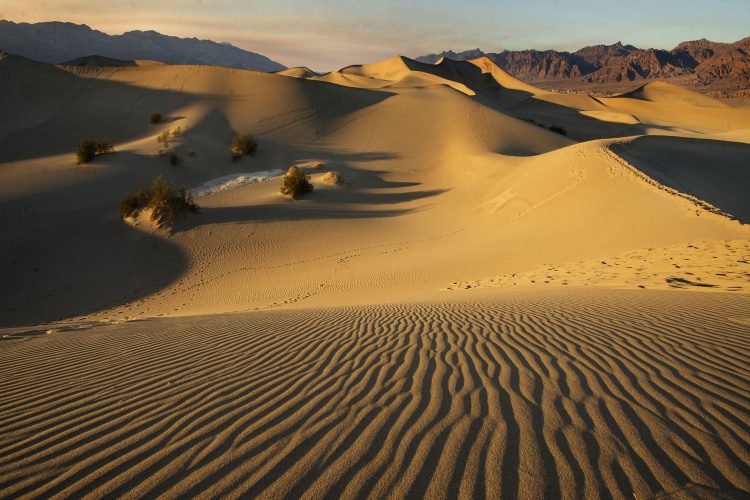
[2,0,748,70]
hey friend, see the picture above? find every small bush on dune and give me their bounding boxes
[119,193,140,219]
[157,129,170,147]
[148,175,197,224]
[150,112,162,124]
[77,138,114,164]
[280,166,314,199]
[231,133,257,160]
[169,153,179,166]
[119,175,197,225]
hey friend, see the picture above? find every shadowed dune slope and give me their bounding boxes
[611,136,750,223]
[1,290,749,499]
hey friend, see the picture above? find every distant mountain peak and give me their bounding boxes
[416,36,750,90]
[0,20,285,71]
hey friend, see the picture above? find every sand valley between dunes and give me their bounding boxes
[1,53,749,498]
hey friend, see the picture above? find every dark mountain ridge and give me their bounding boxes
[0,20,285,71]
[417,37,750,90]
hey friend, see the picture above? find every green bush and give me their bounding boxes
[280,166,314,199]
[150,112,162,124]
[77,138,114,164]
[119,175,198,225]
[231,133,257,160]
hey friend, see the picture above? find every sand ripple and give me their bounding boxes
[1,290,749,499]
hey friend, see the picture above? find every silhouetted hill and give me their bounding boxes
[0,20,285,71]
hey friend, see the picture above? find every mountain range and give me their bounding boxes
[1,20,747,90]
[417,37,750,90]
[0,20,285,71]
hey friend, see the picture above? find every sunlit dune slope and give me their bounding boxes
[0,54,748,328]
[1,50,750,500]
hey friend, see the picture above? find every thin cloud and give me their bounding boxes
[2,0,748,69]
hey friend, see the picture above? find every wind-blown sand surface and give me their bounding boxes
[2,290,749,499]
[1,52,749,498]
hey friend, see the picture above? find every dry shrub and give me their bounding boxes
[280,166,314,199]
[77,138,114,164]
[119,175,197,225]
[231,133,257,160]
[157,129,170,147]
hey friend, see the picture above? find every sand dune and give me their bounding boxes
[447,239,750,292]
[611,136,750,222]
[1,53,747,326]
[1,291,749,499]
[276,66,322,78]
[621,81,730,109]
[1,50,750,498]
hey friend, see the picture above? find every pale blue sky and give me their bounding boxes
[2,0,748,70]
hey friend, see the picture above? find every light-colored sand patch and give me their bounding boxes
[122,207,168,234]
[319,171,342,185]
[580,109,640,124]
[189,170,283,197]
[446,240,750,292]
[295,160,325,170]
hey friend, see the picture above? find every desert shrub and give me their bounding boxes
[149,112,162,124]
[548,125,567,136]
[119,193,140,219]
[187,148,196,157]
[172,126,182,137]
[231,133,257,160]
[280,166,314,199]
[169,153,179,166]
[148,175,197,224]
[119,175,197,225]
[77,138,113,164]
[136,184,150,205]
[157,129,170,147]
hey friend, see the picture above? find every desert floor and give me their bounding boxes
[1,53,749,498]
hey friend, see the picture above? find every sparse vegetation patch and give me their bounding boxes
[149,112,162,124]
[119,175,197,225]
[77,138,114,164]
[280,166,314,199]
[231,133,257,160]
[157,129,171,147]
